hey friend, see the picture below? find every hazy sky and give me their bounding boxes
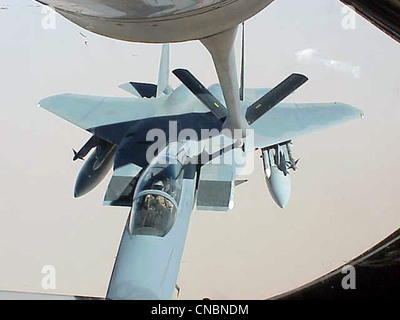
[0,0,399,299]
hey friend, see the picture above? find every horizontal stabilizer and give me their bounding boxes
[173,69,228,121]
[119,83,140,97]
[234,180,248,187]
[119,82,157,98]
[246,73,308,125]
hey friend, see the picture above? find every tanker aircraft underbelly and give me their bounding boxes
[37,0,272,42]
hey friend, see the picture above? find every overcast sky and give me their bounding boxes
[0,0,399,299]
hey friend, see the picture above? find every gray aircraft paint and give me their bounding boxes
[37,49,363,300]
[106,144,197,300]
[39,85,363,151]
[6,1,365,300]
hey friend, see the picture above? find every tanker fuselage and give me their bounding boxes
[39,0,273,43]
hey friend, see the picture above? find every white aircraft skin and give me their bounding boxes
[37,0,273,43]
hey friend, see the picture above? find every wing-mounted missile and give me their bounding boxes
[73,135,97,161]
[262,142,298,208]
[74,138,117,198]
[286,142,299,171]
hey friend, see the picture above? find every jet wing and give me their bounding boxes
[251,102,364,148]
[38,90,205,145]
[39,91,363,152]
[38,94,160,132]
[208,85,363,148]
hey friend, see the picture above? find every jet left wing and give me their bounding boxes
[251,102,364,149]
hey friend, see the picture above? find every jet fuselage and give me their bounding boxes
[107,143,197,300]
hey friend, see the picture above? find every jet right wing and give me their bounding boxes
[38,89,206,146]
[38,94,157,133]
[251,102,364,149]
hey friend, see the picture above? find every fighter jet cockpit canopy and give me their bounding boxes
[129,145,187,237]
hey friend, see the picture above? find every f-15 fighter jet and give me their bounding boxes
[35,43,363,299]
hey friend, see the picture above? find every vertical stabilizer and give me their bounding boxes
[156,44,170,97]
